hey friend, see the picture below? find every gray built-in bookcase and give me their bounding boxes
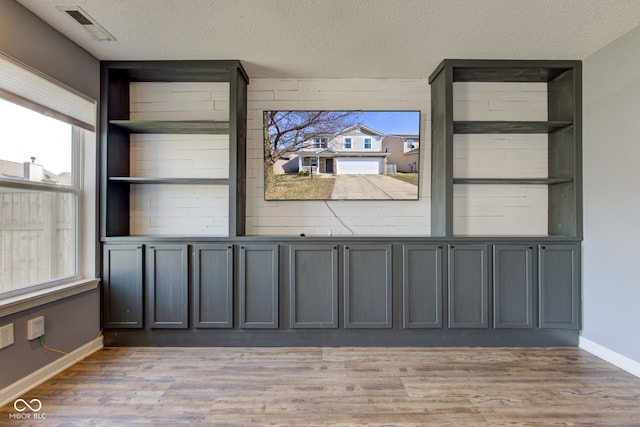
[100,60,581,347]
[429,59,582,238]
[100,61,248,239]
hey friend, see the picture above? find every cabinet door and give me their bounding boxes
[448,244,489,328]
[103,244,144,328]
[147,244,189,329]
[193,244,233,328]
[402,244,443,328]
[493,245,534,329]
[289,244,338,328]
[344,244,393,328]
[239,244,279,329]
[539,244,580,329]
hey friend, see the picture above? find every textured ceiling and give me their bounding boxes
[16,0,640,79]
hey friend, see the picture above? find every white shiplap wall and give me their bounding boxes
[130,184,229,236]
[130,134,229,179]
[126,79,550,237]
[128,82,230,236]
[130,82,229,121]
[452,82,549,236]
[453,82,547,121]
[245,78,431,236]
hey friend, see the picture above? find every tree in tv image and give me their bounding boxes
[263,110,420,200]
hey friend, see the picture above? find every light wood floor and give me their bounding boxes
[3,347,640,426]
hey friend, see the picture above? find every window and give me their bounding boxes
[313,137,328,149]
[0,53,96,303]
[0,99,83,294]
[344,137,352,149]
[406,139,415,149]
[364,138,372,149]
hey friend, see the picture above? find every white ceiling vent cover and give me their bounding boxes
[56,6,117,41]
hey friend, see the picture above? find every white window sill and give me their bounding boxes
[0,278,100,318]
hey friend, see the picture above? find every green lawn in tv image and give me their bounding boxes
[264,110,421,200]
[264,172,420,200]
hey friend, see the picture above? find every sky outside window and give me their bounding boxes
[0,98,72,175]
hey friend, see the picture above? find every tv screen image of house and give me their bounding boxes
[264,110,421,200]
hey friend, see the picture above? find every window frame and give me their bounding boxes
[364,137,372,149]
[0,104,84,297]
[344,137,352,149]
[0,53,96,301]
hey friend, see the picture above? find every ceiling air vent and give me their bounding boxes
[57,6,117,41]
[65,9,93,26]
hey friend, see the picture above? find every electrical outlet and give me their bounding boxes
[27,316,45,341]
[0,323,14,349]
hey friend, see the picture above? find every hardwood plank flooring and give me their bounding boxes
[2,347,640,426]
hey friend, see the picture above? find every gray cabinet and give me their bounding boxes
[493,245,534,328]
[402,244,443,328]
[103,244,144,328]
[193,244,233,328]
[539,244,580,329]
[448,244,489,328]
[239,244,279,329]
[102,239,581,346]
[289,244,338,328]
[344,244,393,328]
[147,244,189,329]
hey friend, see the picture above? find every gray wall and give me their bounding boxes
[0,291,100,387]
[0,1,100,390]
[0,0,99,100]
[582,24,640,363]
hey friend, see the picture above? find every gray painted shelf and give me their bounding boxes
[453,121,572,134]
[108,177,229,185]
[453,177,573,185]
[110,120,230,134]
[428,59,581,83]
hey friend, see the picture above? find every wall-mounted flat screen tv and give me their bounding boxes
[264,110,420,200]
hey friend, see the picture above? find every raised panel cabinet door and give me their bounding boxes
[402,244,443,328]
[103,244,144,328]
[289,244,339,328]
[344,244,393,329]
[493,245,534,329]
[539,244,580,329]
[239,244,279,329]
[193,244,233,328]
[448,244,489,328]
[147,244,189,329]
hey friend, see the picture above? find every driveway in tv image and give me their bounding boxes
[331,174,417,199]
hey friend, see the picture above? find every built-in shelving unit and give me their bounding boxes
[429,59,582,238]
[100,60,248,238]
[100,58,582,348]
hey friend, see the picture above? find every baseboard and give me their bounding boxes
[579,336,640,378]
[0,336,103,408]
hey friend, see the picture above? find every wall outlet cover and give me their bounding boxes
[0,323,15,349]
[27,316,45,340]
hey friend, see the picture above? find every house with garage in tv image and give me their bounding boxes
[277,123,419,175]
